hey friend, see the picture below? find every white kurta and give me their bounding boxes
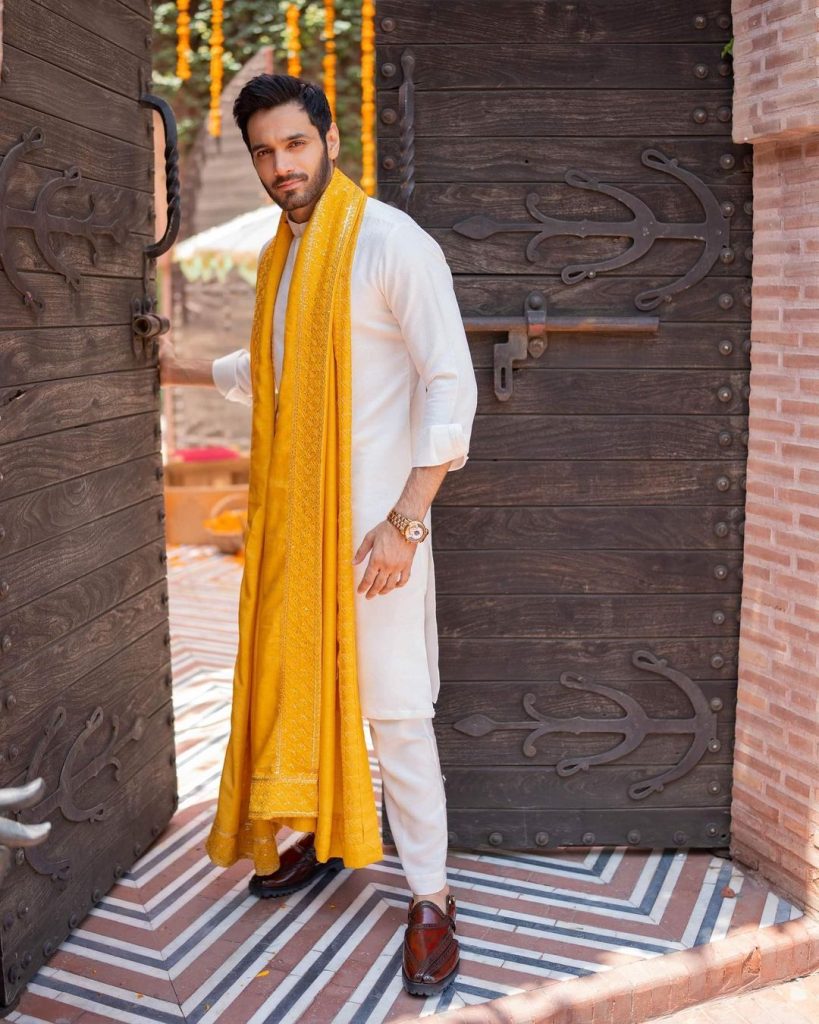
[212,196,478,719]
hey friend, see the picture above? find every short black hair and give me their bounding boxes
[233,74,332,151]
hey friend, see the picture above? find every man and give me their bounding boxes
[159,74,477,997]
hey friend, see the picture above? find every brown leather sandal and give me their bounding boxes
[402,894,460,996]
[248,832,344,899]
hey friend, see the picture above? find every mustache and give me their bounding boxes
[271,174,308,188]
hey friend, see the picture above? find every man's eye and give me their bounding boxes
[289,140,304,148]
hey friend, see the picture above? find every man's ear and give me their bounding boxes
[327,122,341,161]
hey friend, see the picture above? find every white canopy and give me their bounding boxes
[173,204,282,286]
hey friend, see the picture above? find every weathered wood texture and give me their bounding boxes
[0,3,172,1005]
[377,0,751,852]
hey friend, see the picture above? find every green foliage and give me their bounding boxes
[721,36,734,59]
[152,1,363,178]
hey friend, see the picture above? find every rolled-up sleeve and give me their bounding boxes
[379,221,478,471]
[212,348,253,406]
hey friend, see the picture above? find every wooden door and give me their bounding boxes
[377,1,751,851]
[0,0,175,1004]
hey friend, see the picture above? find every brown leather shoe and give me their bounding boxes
[402,894,459,996]
[248,833,343,899]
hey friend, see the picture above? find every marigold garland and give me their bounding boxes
[323,1,337,119]
[176,0,192,80]
[360,0,376,195]
[208,0,225,136]
[286,4,302,77]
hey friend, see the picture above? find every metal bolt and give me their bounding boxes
[113,864,125,879]
[718,431,733,447]
[43,940,54,957]
[717,14,731,29]
[692,107,708,124]
[16,902,28,917]
[673,831,687,845]
[14,849,24,865]
[714,522,729,539]
[155,465,163,480]
[69,913,79,928]
[158,508,166,522]
[708,738,722,753]
[5,693,16,710]
[713,564,729,581]
[380,108,398,125]
[745,246,753,262]
[8,745,19,761]
[741,431,749,446]
[715,476,731,492]
[488,831,503,846]
[382,155,397,171]
[0,579,8,598]
[710,697,724,712]
[21,952,31,968]
[627,830,641,845]
[582,831,595,844]
[719,62,732,77]
[8,965,20,983]
[743,199,753,216]
[708,780,721,795]
[710,653,725,669]
[380,17,396,32]
[535,831,550,847]
[718,293,734,310]
[694,14,708,29]
[0,635,11,654]
[719,247,735,265]
[742,337,752,354]
[719,154,735,170]
[720,201,735,218]
[92,888,102,902]
[718,340,733,356]
[381,62,397,78]
[693,64,709,79]
[134,843,144,857]
[712,610,726,625]
[0,526,5,542]
[151,824,162,837]
[159,551,168,564]
[717,106,731,123]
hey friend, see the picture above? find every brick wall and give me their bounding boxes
[731,1,819,916]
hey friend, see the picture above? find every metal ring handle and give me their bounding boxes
[139,92,181,258]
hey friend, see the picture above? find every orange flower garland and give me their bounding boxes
[360,0,376,196]
[208,0,225,137]
[323,1,337,119]
[176,0,192,80]
[286,4,302,77]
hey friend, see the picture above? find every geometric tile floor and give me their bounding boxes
[7,545,803,1024]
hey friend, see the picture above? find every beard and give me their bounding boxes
[266,146,333,213]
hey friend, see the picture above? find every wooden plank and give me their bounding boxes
[0,95,152,193]
[378,43,734,90]
[1,45,150,149]
[444,807,732,850]
[1,620,170,759]
[436,680,735,766]
[0,413,159,501]
[467,414,748,460]
[378,89,735,138]
[432,549,742,594]
[0,271,146,329]
[444,765,732,809]
[439,637,739,683]
[30,0,152,59]
[375,1,734,44]
[466,325,751,370]
[430,505,745,551]
[436,593,741,638]
[434,230,753,278]
[3,2,147,100]
[0,369,158,446]
[437,460,747,506]
[378,137,753,185]
[0,497,163,615]
[470,370,748,415]
[0,455,162,556]
[1,745,174,1004]
[0,539,166,672]
[1,584,168,701]
[454,274,751,321]
[386,182,752,231]
[1,326,149,385]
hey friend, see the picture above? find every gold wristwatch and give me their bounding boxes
[387,508,429,543]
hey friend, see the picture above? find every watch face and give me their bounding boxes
[407,523,425,541]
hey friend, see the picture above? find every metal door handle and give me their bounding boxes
[139,93,181,259]
[464,291,659,400]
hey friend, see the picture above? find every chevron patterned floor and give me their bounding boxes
[8,545,802,1024]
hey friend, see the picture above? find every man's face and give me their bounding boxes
[247,101,340,215]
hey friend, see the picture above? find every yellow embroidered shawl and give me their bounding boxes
[205,169,383,874]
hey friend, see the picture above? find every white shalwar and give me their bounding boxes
[212,195,478,894]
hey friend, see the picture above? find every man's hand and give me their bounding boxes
[157,335,218,389]
[353,520,417,598]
